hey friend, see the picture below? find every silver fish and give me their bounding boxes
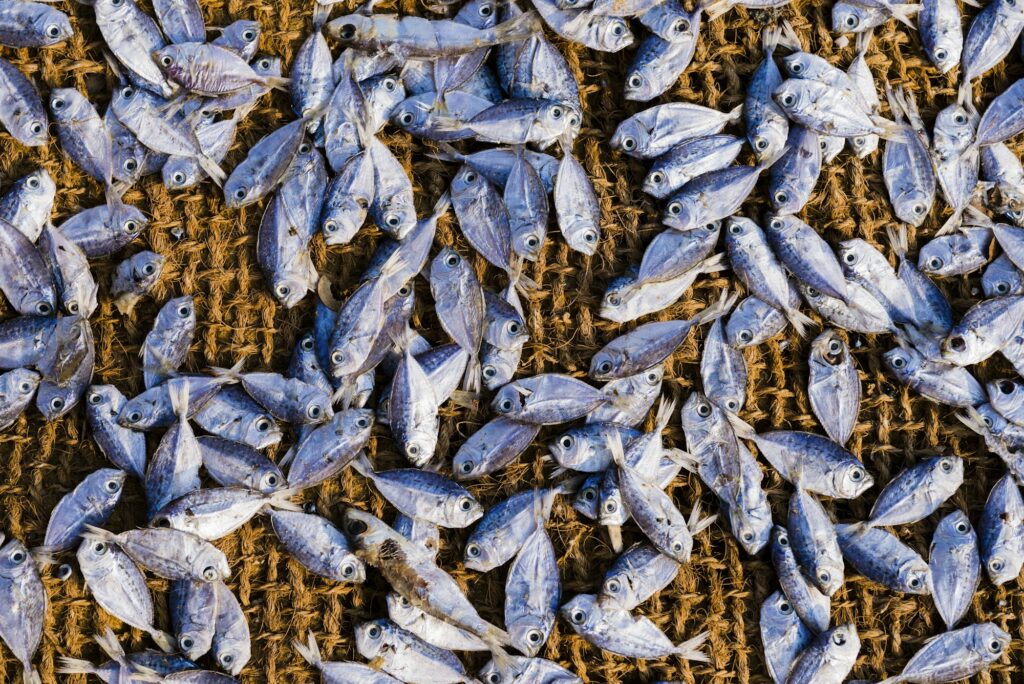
[393,91,492,141]
[0,57,47,147]
[979,473,1024,585]
[493,373,607,424]
[0,0,72,47]
[663,162,767,231]
[81,526,230,582]
[611,102,742,158]
[41,468,125,554]
[77,537,174,652]
[212,20,261,61]
[293,632,402,683]
[645,135,744,199]
[451,164,514,272]
[981,143,1024,218]
[464,488,557,571]
[786,623,860,684]
[111,251,165,315]
[745,23,794,163]
[478,655,580,683]
[320,150,374,245]
[932,103,980,229]
[354,619,471,683]
[769,125,821,214]
[929,510,979,631]
[0,168,54,242]
[49,88,117,203]
[59,202,147,258]
[143,296,195,389]
[152,0,204,44]
[765,215,849,303]
[192,385,281,450]
[808,331,860,445]
[801,279,895,335]
[155,43,286,96]
[868,455,962,527]
[152,486,296,540]
[624,17,699,102]
[760,590,812,684]
[0,538,45,681]
[789,487,844,596]
[549,423,640,472]
[292,30,334,125]
[836,523,932,593]
[832,0,919,32]
[942,295,1024,366]
[430,247,485,391]
[505,515,559,656]
[883,87,936,227]
[774,78,899,139]
[95,0,175,97]
[884,343,985,407]
[920,0,963,72]
[878,623,1010,683]
[553,146,601,254]
[269,510,365,583]
[889,225,953,335]
[170,579,218,659]
[210,581,249,675]
[368,136,416,238]
[0,368,37,430]
[505,148,549,261]
[453,416,540,480]
[770,526,830,634]
[284,409,373,489]
[394,513,442,561]
[225,119,306,208]
[430,144,558,191]
[85,385,147,479]
[37,318,94,421]
[387,593,489,652]
[37,224,96,319]
[530,0,633,52]
[0,217,54,316]
[198,437,282,493]
[598,542,678,611]
[846,31,881,158]
[838,238,916,326]
[144,380,202,516]
[588,368,662,428]
[354,457,483,528]
[701,317,747,413]
[962,0,1024,84]
[560,593,708,660]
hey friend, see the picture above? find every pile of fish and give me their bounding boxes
[0,0,1023,680]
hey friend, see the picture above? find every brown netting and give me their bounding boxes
[1,0,1021,681]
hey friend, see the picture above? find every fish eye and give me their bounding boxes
[559,435,574,449]
[179,635,194,650]
[982,415,993,428]
[202,566,218,580]
[999,379,1017,394]
[466,543,481,558]
[583,229,597,243]
[927,256,944,270]
[849,467,865,482]
[36,300,52,317]
[255,417,271,431]
[498,398,514,412]
[111,0,123,6]
[954,520,969,534]
[385,213,401,228]
[828,339,843,355]
[996,281,1011,294]
[954,112,967,125]
[611,21,625,36]
[160,55,173,67]
[306,404,323,419]
[667,202,682,216]
[264,473,279,488]
[781,93,795,107]
[233,188,247,200]
[727,221,743,236]
[406,443,421,457]
[479,3,493,15]
[220,654,234,666]
[126,410,142,423]
[854,136,866,147]
[908,576,921,589]
[843,251,857,265]
[104,478,121,492]
[458,498,473,512]
[671,540,684,553]
[93,541,108,554]
[581,488,596,502]
[462,169,477,184]
[66,301,79,314]
[605,578,621,593]
[620,136,636,151]
[627,74,643,88]
[301,337,315,351]
[606,293,621,307]
[120,86,134,99]
[725,399,739,411]
[338,23,357,39]
[777,532,789,546]
[602,498,618,513]
[141,261,157,276]
[243,29,257,41]
[331,350,345,365]
[774,190,789,205]
[645,371,659,385]
[445,253,460,267]
[947,336,966,352]
[805,286,819,298]
[26,176,39,189]
[399,111,414,126]
[568,113,580,127]
[596,360,612,374]
[258,58,271,70]
[347,519,368,535]
[990,557,1005,572]
[696,402,712,417]
[570,608,587,624]
[673,18,690,33]
[178,305,191,318]
[790,61,803,74]
[911,202,927,216]
[486,674,502,684]
[753,136,768,151]
[17,381,33,394]
[482,366,497,379]
[890,354,906,369]
[458,460,474,473]
[397,284,412,297]
[275,283,291,298]
[844,14,858,28]
[525,235,540,248]
[769,217,783,230]
[46,24,61,38]
[51,97,66,110]
[989,639,1003,653]
[341,562,355,577]
[50,397,65,411]
[153,517,171,528]
[124,219,138,233]
[940,458,954,473]
[817,570,831,585]
[832,631,847,646]
[738,330,753,343]
[550,106,563,119]
[649,171,664,185]
[299,143,312,154]
[10,549,25,564]
[779,600,792,614]
[383,77,397,91]
[526,629,544,645]
[322,218,340,234]
[366,623,384,639]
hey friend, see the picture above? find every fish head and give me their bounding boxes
[598,275,639,323]
[0,538,34,580]
[772,79,808,116]
[610,118,647,156]
[17,168,56,203]
[152,45,191,79]
[624,66,659,102]
[831,3,870,33]
[130,251,166,285]
[34,8,73,44]
[988,378,1024,421]
[732,500,773,555]
[354,618,391,659]
[974,403,1009,437]
[882,345,920,381]
[455,0,499,29]
[48,88,87,122]
[509,614,551,657]
[37,382,80,421]
[363,72,405,121]
[935,509,974,544]
[162,157,203,190]
[481,345,519,391]
[931,454,964,486]
[336,408,374,442]
[917,237,956,276]
[941,328,985,366]
[193,545,230,583]
[935,103,976,147]
[825,623,860,658]
[679,390,722,435]
[224,20,262,53]
[1,368,40,403]
[598,569,636,610]
[833,459,873,499]
[86,468,127,507]
[251,55,282,78]
[985,539,1024,585]
[391,98,428,134]
[662,195,694,230]
[491,384,525,416]
[897,557,933,595]
[810,329,849,366]
[75,535,116,568]
[970,623,1012,662]
[560,593,601,633]
[548,427,595,469]
[597,17,633,52]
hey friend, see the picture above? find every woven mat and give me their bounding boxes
[2,0,1022,681]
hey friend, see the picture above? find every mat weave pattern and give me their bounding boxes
[1,0,1021,681]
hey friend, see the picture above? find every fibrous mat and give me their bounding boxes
[2,0,1022,682]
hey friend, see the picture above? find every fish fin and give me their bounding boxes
[94,626,126,661]
[854,26,873,55]
[665,447,697,473]
[606,428,626,469]
[167,378,191,420]
[278,444,297,468]
[888,2,920,28]
[431,191,452,220]
[554,474,586,496]
[935,207,964,236]
[22,669,40,684]
[80,525,116,544]
[493,10,542,44]
[956,407,988,436]
[104,183,126,211]
[607,524,624,552]
[693,289,740,326]
[198,155,226,187]
[269,487,303,511]
[673,631,710,662]
[696,252,728,274]
[776,19,802,52]
[723,410,757,441]
[448,389,480,409]
[425,141,466,164]
[312,4,332,30]
[885,223,909,260]
[55,658,97,675]
[701,0,734,20]
[210,359,245,381]
[293,631,322,667]
[29,546,54,568]
[874,117,911,142]
[263,75,292,92]
[784,306,817,338]
[726,102,743,123]
[653,394,678,433]
[461,354,481,394]
[149,628,176,653]
[884,83,904,123]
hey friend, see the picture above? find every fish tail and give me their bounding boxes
[293,631,322,667]
[654,394,678,433]
[726,102,743,123]
[761,23,782,54]
[150,628,176,653]
[263,75,292,92]
[874,117,911,142]
[431,191,452,220]
[701,0,734,21]
[665,447,697,473]
[673,631,711,662]
[210,359,245,382]
[888,2,920,29]
[29,546,54,568]
[104,183,126,212]
[784,306,817,338]
[268,487,303,511]
[936,207,964,236]
[493,10,541,44]
[56,658,96,675]
[198,155,227,187]
[956,407,988,436]
[693,289,740,326]
[81,525,117,544]
[885,223,909,260]
[94,626,125,660]
[168,378,190,420]
[697,252,728,274]
[22,668,41,684]
[776,19,802,52]
[606,429,626,468]
[884,83,904,123]
[855,26,873,55]
[723,410,757,441]
[687,500,718,536]
[425,141,466,163]
[461,354,481,394]
[312,4,331,30]
[279,444,298,467]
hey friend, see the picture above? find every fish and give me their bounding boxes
[587,368,663,428]
[504,505,559,656]
[760,590,812,684]
[961,0,1024,85]
[143,296,196,389]
[624,15,700,102]
[768,125,821,214]
[530,0,633,52]
[836,523,932,593]
[78,536,174,652]
[453,416,540,480]
[548,423,641,473]
[354,456,483,528]
[788,487,844,596]
[155,43,289,96]
[144,380,203,516]
[877,623,1010,683]
[210,581,249,675]
[0,1,72,47]
[929,510,980,631]
[0,368,38,431]
[0,57,48,147]
[942,295,1024,366]
[430,247,485,392]
[0,317,55,370]
[765,215,849,303]
[0,217,55,316]
[745,22,795,164]
[354,619,472,683]
[198,437,283,494]
[610,102,742,158]
[225,119,307,208]
[883,87,936,226]
[701,317,747,414]
[58,202,147,258]
[192,385,282,450]
[284,408,373,489]
[663,163,768,231]
[387,593,489,652]
[269,510,365,583]
[152,486,298,540]
[111,251,166,315]
[867,455,963,527]
[82,526,230,582]
[49,88,119,205]
[293,632,402,683]
[170,579,218,659]
[560,593,708,660]
[464,488,558,572]
[978,473,1024,585]
[785,623,860,684]
[493,373,607,424]
[770,526,830,634]
[39,468,126,555]
[807,331,860,445]
[832,0,920,32]
[0,538,45,682]
[152,0,204,44]
[883,343,986,407]
[85,385,147,479]
[0,168,55,242]
[212,19,261,61]
[598,542,679,611]
[95,0,176,97]
[643,135,744,199]
[774,77,901,139]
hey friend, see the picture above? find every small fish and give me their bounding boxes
[212,20,261,61]
[725,296,792,348]
[587,368,662,428]
[505,511,559,656]
[0,538,45,681]
[387,593,489,652]
[152,0,204,44]
[144,380,202,516]
[430,144,558,191]
[49,88,118,204]
[81,525,230,582]
[644,135,744,199]
[293,632,402,683]
[0,168,55,242]
[224,369,332,425]
[883,343,986,407]
[624,18,699,102]
[0,57,48,147]
[320,150,374,245]
[877,623,1010,683]
[40,468,126,554]
[170,579,218,659]
[774,78,900,139]
[549,423,640,473]
[561,593,708,661]
[745,22,795,163]
[0,368,37,430]
[530,0,633,52]
[78,537,174,652]
[152,486,298,540]
[961,0,1024,84]
[453,416,540,480]
[111,251,165,315]
[224,120,307,208]
[493,373,607,424]
[0,217,55,316]
[58,202,147,258]
[192,385,282,450]
[883,87,936,226]
[760,590,812,684]
[832,0,920,32]
[770,526,830,634]
[942,295,1024,366]
[210,581,249,675]
[143,296,196,389]
[155,43,288,96]
[807,331,860,445]
[611,102,742,158]
[701,317,747,414]
[451,164,515,273]
[978,473,1024,585]
[284,409,373,489]
[663,163,768,231]
[506,148,549,261]
[929,510,980,630]
[918,225,991,278]
[598,542,679,611]
[291,30,334,125]
[85,385,147,480]
[269,510,365,583]
[96,0,176,97]
[355,619,472,683]
[430,247,485,392]
[836,524,932,594]
[0,1,72,47]
[788,488,844,596]
[768,125,821,214]
[765,215,849,303]
[785,623,860,684]
[800,280,896,335]
[867,455,963,527]
[920,0,964,72]
[354,456,483,528]
[464,488,558,571]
